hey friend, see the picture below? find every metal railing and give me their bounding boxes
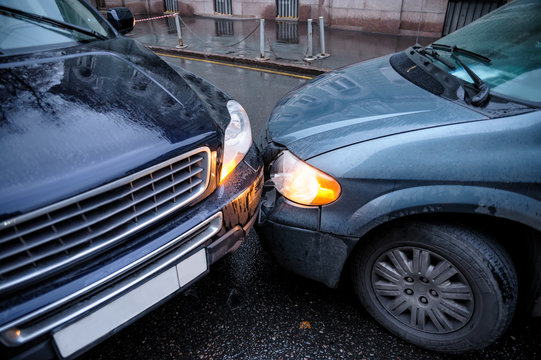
[276,0,298,19]
[166,16,176,34]
[215,0,233,15]
[276,21,298,43]
[164,0,178,13]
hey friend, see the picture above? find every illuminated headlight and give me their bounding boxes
[219,100,252,182]
[270,150,341,206]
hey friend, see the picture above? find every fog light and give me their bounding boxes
[2,327,22,343]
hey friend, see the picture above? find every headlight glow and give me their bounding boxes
[270,150,341,206]
[220,100,252,183]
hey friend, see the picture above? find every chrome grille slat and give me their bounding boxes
[0,178,206,275]
[0,210,138,274]
[131,168,203,204]
[0,148,210,291]
[0,159,204,245]
[1,187,136,244]
[128,157,202,192]
[0,173,204,260]
[0,199,133,261]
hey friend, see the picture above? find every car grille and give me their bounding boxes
[0,148,211,293]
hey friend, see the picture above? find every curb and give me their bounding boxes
[146,45,330,76]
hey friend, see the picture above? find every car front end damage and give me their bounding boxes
[0,4,263,356]
[0,145,262,360]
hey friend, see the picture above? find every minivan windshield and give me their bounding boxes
[433,0,541,105]
[0,0,110,54]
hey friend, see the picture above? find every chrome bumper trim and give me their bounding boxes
[0,212,222,346]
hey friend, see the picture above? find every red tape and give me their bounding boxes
[135,13,177,23]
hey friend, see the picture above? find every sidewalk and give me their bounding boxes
[129,14,437,73]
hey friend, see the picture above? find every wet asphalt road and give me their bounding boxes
[81,57,541,360]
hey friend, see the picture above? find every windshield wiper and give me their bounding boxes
[412,44,456,69]
[432,43,491,64]
[431,44,490,106]
[0,5,106,41]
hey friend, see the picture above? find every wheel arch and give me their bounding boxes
[340,185,541,316]
[344,185,541,240]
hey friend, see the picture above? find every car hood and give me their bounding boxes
[267,55,488,160]
[0,39,221,219]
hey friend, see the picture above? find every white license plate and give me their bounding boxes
[53,249,207,358]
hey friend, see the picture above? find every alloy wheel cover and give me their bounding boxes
[371,246,475,334]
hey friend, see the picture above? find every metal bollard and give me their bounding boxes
[317,16,330,59]
[175,14,188,49]
[257,18,269,60]
[303,19,317,62]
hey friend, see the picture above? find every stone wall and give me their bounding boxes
[399,0,448,36]
[104,0,164,16]
[102,0,450,37]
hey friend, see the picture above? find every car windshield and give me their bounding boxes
[432,0,541,105]
[0,0,110,54]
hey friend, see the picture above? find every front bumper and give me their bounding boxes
[256,186,356,289]
[0,145,263,360]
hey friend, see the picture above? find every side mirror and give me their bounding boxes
[107,7,135,34]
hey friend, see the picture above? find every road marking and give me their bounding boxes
[156,53,313,80]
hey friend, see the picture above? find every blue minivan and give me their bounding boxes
[258,0,541,353]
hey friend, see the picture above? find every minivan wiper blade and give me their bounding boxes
[412,44,456,69]
[432,43,491,63]
[428,44,490,105]
[446,45,490,106]
[0,5,106,41]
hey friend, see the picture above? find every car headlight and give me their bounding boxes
[220,100,252,183]
[270,150,341,206]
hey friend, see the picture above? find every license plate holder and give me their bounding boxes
[53,249,207,358]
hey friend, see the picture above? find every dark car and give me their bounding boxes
[0,1,261,359]
[257,0,541,353]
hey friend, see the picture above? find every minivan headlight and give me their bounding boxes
[270,150,341,206]
[220,100,252,183]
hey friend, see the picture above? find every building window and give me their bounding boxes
[215,0,233,15]
[276,0,298,19]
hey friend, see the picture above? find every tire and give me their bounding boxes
[351,221,518,353]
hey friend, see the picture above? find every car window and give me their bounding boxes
[0,0,110,54]
[433,0,541,105]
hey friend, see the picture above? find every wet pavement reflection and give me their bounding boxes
[81,231,541,360]
[129,15,433,69]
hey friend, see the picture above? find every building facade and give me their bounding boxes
[100,0,507,38]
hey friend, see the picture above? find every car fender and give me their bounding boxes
[310,111,541,239]
[344,184,541,240]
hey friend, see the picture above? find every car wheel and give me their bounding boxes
[351,221,517,353]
